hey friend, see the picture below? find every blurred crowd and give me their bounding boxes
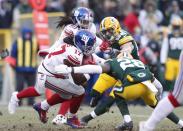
[0,0,183,103]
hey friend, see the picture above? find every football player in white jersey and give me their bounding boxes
[37,7,107,127]
[38,7,104,56]
[8,30,103,125]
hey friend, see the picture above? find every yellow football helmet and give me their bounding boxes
[100,17,121,42]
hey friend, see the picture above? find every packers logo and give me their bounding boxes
[113,86,124,93]
[137,72,146,78]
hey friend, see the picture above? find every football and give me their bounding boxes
[63,59,87,85]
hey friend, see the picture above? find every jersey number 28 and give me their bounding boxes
[118,58,145,70]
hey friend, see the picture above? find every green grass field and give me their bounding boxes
[0,105,182,131]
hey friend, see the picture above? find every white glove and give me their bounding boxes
[54,65,72,74]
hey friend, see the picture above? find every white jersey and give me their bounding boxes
[38,43,83,77]
[49,23,98,52]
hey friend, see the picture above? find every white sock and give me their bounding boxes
[41,100,50,111]
[90,111,97,118]
[145,97,175,129]
[178,120,183,128]
[124,115,132,123]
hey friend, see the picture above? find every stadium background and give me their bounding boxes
[0,0,183,130]
[0,0,183,104]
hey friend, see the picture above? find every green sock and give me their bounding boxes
[165,80,175,91]
[115,95,130,116]
[167,112,179,124]
[94,96,115,116]
[90,89,102,107]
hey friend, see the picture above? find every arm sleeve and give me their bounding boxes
[160,37,168,64]
[73,65,103,74]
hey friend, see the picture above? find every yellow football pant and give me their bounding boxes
[115,83,158,106]
[165,58,179,81]
[93,73,117,94]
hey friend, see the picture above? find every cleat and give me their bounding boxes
[52,114,67,125]
[80,115,90,127]
[33,103,48,123]
[115,121,133,131]
[8,92,19,114]
[139,121,153,131]
[66,115,84,128]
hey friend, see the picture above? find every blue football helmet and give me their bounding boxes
[74,30,96,56]
[72,7,93,29]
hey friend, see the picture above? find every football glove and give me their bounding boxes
[99,41,110,52]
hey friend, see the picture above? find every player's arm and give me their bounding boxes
[55,62,111,74]
[160,37,168,64]
[118,32,134,55]
[63,59,90,85]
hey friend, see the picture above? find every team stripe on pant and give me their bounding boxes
[45,80,77,96]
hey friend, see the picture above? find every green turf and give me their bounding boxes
[0,105,182,131]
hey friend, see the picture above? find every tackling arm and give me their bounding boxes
[54,63,111,74]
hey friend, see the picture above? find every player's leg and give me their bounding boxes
[80,81,119,125]
[15,72,25,106]
[110,82,133,130]
[33,76,85,124]
[66,94,85,128]
[114,83,147,131]
[34,93,67,123]
[90,73,117,107]
[58,102,70,116]
[164,58,177,92]
[140,54,183,131]
[114,95,133,131]
[142,85,183,128]
[25,72,36,105]
[8,73,44,114]
[80,95,115,125]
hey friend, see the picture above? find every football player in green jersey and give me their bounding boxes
[55,53,183,130]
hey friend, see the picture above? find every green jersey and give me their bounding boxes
[167,34,183,59]
[111,30,139,59]
[106,58,153,86]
